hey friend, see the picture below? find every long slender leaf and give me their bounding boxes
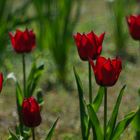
[87,104,103,140]
[112,111,138,140]
[27,62,44,97]
[45,117,59,140]
[92,86,105,112]
[107,85,126,140]
[73,67,89,140]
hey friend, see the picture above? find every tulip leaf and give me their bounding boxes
[36,89,44,106]
[73,67,89,140]
[27,62,44,97]
[112,111,137,140]
[6,73,23,111]
[87,104,103,140]
[45,117,59,140]
[92,86,105,112]
[107,85,126,140]
[8,129,23,140]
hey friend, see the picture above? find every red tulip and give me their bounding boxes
[126,15,140,40]
[73,31,105,61]
[90,56,122,87]
[0,73,3,92]
[9,29,36,53]
[22,97,41,127]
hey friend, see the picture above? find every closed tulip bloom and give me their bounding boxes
[126,15,140,40]
[90,56,122,87]
[9,29,36,53]
[0,73,3,92]
[22,97,41,127]
[73,31,105,61]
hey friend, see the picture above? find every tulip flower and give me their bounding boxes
[0,73,3,92]
[9,29,36,53]
[22,97,41,127]
[90,56,122,87]
[126,15,140,40]
[73,31,105,61]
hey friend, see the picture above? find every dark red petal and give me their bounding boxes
[9,32,15,47]
[0,73,3,92]
[98,32,105,45]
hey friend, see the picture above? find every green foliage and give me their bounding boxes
[8,130,22,140]
[132,90,140,139]
[107,85,126,139]
[112,111,137,140]
[45,117,59,140]
[87,104,104,140]
[32,0,82,84]
[36,89,44,106]
[26,62,44,97]
[87,85,138,140]
[73,67,90,140]
[92,86,105,112]
[107,0,131,57]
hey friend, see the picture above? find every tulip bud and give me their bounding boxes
[22,97,41,127]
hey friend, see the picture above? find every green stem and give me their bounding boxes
[32,128,35,140]
[104,87,107,140]
[88,62,92,103]
[16,98,23,136]
[22,53,26,97]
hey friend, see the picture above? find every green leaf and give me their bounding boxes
[112,111,137,140]
[6,73,23,111]
[92,86,105,112]
[107,85,126,140]
[73,67,89,140]
[87,104,103,140]
[132,108,140,131]
[27,62,44,97]
[8,129,23,140]
[45,117,59,140]
[36,89,44,106]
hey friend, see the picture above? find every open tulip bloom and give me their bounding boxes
[89,56,122,87]
[9,29,36,53]
[73,31,105,61]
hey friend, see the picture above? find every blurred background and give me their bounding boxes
[0,0,140,139]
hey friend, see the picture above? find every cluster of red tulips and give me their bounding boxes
[0,13,140,140]
[72,14,140,140]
